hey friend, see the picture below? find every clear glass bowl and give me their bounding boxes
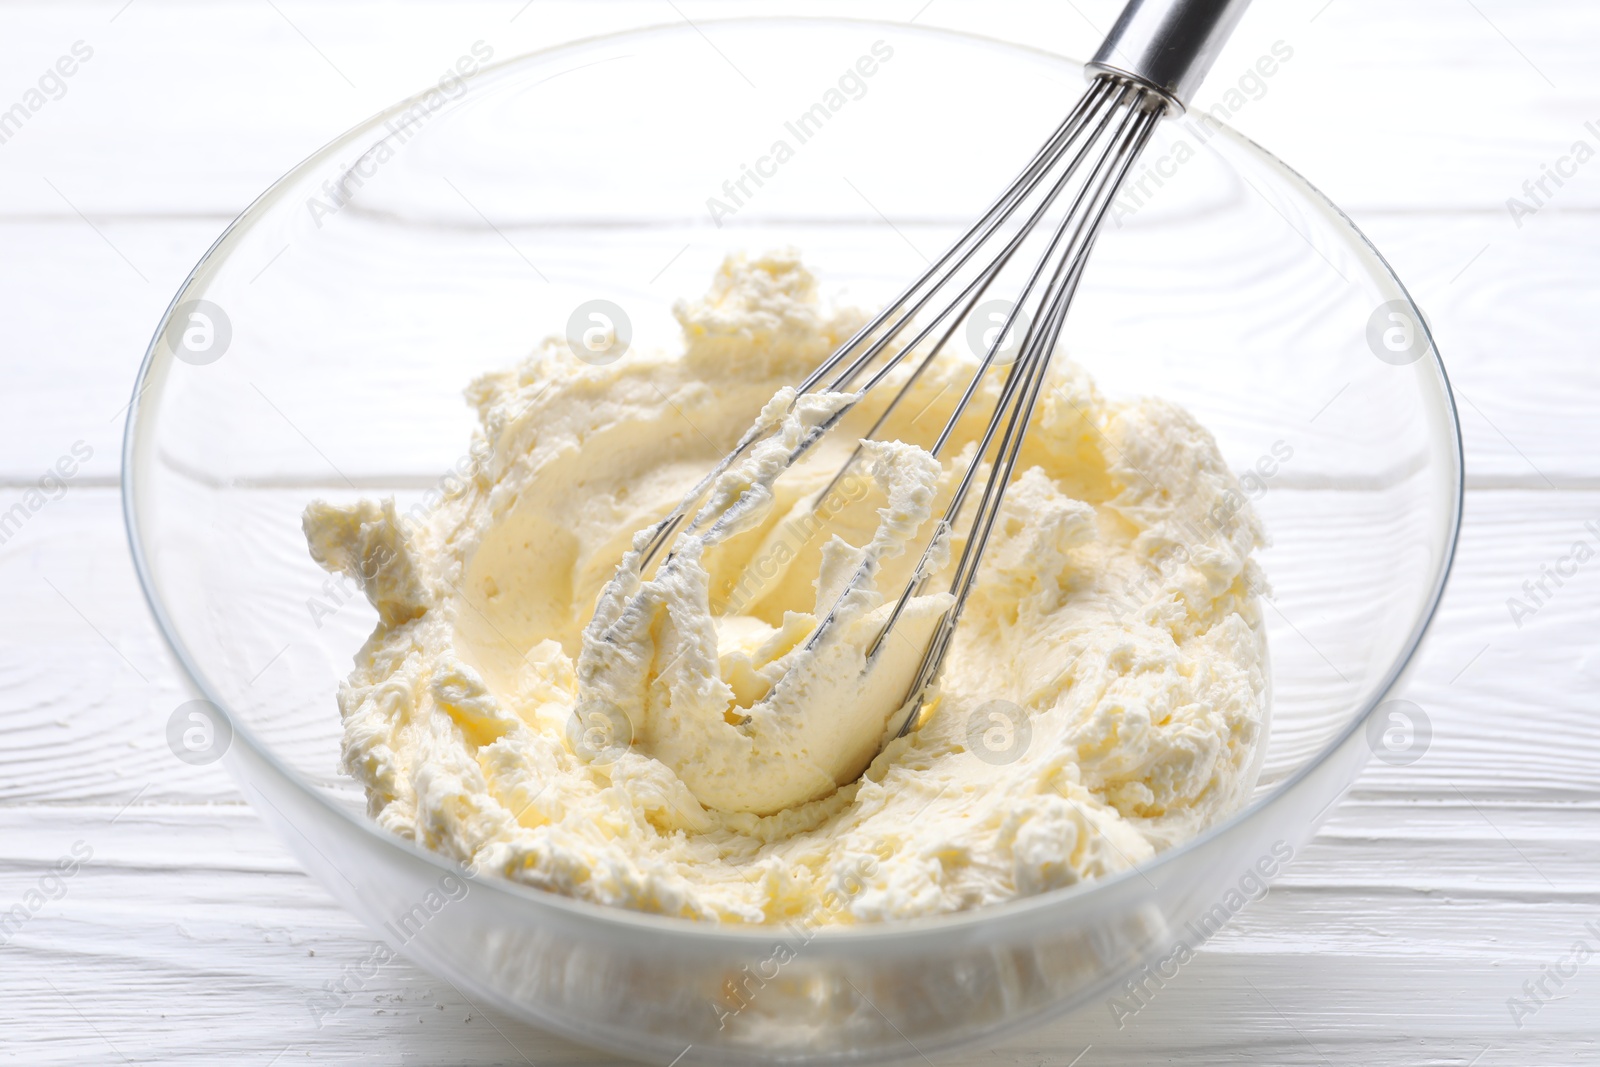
[123,18,1462,1064]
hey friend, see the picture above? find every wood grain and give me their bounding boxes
[3,1,1598,1064]
[2,212,1598,485]
[4,486,1598,1065]
[0,0,1594,214]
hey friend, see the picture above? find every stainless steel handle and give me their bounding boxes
[1086,0,1254,113]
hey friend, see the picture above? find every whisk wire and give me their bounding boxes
[805,81,1155,661]
[598,75,1171,733]
[881,92,1165,731]
[630,78,1129,574]
[776,79,1163,684]
[807,79,1142,507]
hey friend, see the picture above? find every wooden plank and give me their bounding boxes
[1,213,1597,484]
[2,807,1597,1065]
[0,1,1595,216]
[3,2,1598,1064]
[4,485,1597,808]
[2,476,1596,804]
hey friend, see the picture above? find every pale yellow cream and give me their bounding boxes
[304,252,1270,924]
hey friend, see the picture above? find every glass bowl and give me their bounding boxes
[123,18,1462,1064]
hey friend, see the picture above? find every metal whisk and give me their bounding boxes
[592,0,1254,748]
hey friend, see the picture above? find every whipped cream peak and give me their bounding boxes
[575,385,951,816]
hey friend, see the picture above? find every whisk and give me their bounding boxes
[590,0,1254,754]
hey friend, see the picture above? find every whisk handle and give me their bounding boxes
[1086,0,1253,113]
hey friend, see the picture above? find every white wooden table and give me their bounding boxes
[3,1,1597,1063]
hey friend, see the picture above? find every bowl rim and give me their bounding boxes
[121,14,1465,946]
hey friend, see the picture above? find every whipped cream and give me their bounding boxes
[303,251,1270,923]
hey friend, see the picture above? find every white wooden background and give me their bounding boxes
[2,1,1598,1064]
